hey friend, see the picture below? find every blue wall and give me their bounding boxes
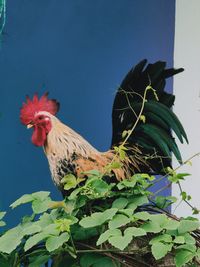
[0,0,175,225]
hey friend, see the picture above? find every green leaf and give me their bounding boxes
[176,244,196,253]
[80,254,119,267]
[88,179,110,197]
[114,145,128,161]
[177,173,191,179]
[149,214,168,227]
[42,223,60,235]
[0,225,23,253]
[117,175,138,189]
[119,149,126,160]
[192,207,199,215]
[168,173,190,183]
[175,250,195,267]
[122,130,130,139]
[151,242,173,260]
[124,227,146,237]
[128,195,149,206]
[24,224,59,251]
[64,199,76,213]
[10,194,34,209]
[181,191,187,200]
[24,232,50,251]
[140,114,146,123]
[97,229,121,246]
[119,209,134,217]
[134,211,151,221]
[174,236,185,244]
[140,221,162,233]
[46,232,69,252]
[125,202,137,211]
[119,145,128,151]
[62,174,77,190]
[109,161,122,169]
[178,219,200,234]
[32,191,50,200]
[149,234,172,245]
[108,214,131,229]
[155,196,177,209]
[72,226,98,241]
[163,219,180,230]
[108,235,132,250]
[37,213,54,228]
[28,255,50,267]
[22,224,42,236]
[184,233,196,245]
[32,198,52,214]
[112,198,129,209]
[22,214,35,224]
[84,169,103,177]
[79,208,118,228]
[10,192,51,209]
[55,218,76,232]
[69,188,82,200]
[140,173,155,181]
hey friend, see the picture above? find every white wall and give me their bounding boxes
[173,0,200,217]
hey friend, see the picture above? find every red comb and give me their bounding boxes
[20,92,60,125]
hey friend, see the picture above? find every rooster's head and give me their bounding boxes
[20,93,60,146]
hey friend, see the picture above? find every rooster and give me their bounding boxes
[20,60,188,196]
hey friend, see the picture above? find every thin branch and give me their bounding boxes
[150,152,200,214]
[152,152,200,187]
[103,85,156,176]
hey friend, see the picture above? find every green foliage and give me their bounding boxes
[0,170,199,266]
[151,242,173,260]
[61,174,85,190]
[79,208,118,228]
[10,191,52,214]
[155,195,177,209]
[178,219,200,235]
[108,234,132,250]
[80,253,120,267]
[168,172,191,183]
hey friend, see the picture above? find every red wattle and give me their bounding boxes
[31,126,47,146]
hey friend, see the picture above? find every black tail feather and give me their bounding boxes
[111,59,186,174]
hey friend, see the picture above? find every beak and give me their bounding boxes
[27,123,33,129]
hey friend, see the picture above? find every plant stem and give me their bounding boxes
[76,242,149,255]
[151,161,200,214]
[69,231,77,254]
[104,85,156,175]
[119,85,155,148]
[151,152,200,187]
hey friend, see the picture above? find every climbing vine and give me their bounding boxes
[0,168,200,267]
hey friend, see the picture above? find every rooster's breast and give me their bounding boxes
[46,152,78,188]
